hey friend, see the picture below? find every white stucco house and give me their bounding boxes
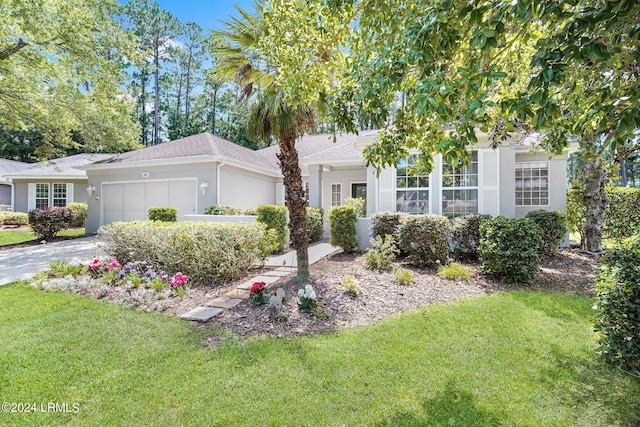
[1,130,569,235]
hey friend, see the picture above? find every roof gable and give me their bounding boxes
[4,154,112,178]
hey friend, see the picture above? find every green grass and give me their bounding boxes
[0,229,86,246]
[1,285,639,426]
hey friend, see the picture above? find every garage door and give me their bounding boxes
[102,179,197,225]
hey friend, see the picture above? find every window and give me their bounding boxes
[396,155,430,214]
[52,183,67,207]
[304,181,310,203]
[442,151,478,217]
[515,162,549,206]
[331,184,341,206]
[35,184,49,209]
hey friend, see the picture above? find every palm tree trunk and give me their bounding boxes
[277,133,309,281]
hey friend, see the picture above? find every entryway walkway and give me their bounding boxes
[181,241,341,321]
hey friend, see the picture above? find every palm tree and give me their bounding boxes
[211,4,318,280]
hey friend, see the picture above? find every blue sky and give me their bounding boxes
[119,0,255,29]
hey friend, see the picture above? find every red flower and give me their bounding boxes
[250,282,266,293]
[88,259,101,270]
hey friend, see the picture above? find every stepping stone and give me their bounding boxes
[275,267,297,273]
[237,281,255,290]
[207,297,242,309]
[250,275,280,284]
[262,270,291,277]
[224,288,250,299]
[181,307,223,322]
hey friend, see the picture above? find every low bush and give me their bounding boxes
[398,214,451,267]
[203,204,242,215]
[438,262,471,281]
[67,202,88,227]
[594,234,640,375]
[479,216,542,283]
[363,235,398,270]
[371,212,403,242]
[451,214,491,261]
[341,275,361,296]
[0,211,28,226]
[243,208,258,216]
[148,207,178,222]
[393,268,413,285]
[525,209,566,253]
[97,221,272,285]
[28,207,71,240]
[566,187,586,247]
[344,197,366,218]
[604,187,640,241]
[256,204,288,252]
[328,205,358,253]
[307,207,324,242]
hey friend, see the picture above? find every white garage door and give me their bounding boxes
[102,179,197,225]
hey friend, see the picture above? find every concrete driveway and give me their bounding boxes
[0,237,102,286]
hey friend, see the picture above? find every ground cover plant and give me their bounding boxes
[0,284,638,426]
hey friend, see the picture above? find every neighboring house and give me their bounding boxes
[4,154,113,213]
[0,159,31,209]
[77,130,569,234]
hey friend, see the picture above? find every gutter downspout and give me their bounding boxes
[9,179,14,212]
[216,160,225,205]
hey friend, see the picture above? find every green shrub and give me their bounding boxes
[328,205,358,253]
[566,186,586,246]
[306,207,324,242]
[28,207,71,240]
[67,202,88,227]
[97,221,272,285]
[604,187,640,241]
[398,214,451,267]
[594,234,640,375]
[341,275,361,295]
[525,209,567,253]
[438,262,471,281]
[0,211,28,226]
[243,208,258,216]
[371,212,403,241]
[344,197,366,218]
[363,235,398,270]
[256,204,288,252]
[148,207,178,222]
[479,216,542,283]
[451,214,491,261]
[393,268,413,285]
[203,204,242,215]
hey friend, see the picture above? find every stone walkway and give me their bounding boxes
[181,241,340,322]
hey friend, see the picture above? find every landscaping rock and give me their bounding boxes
[224,288,250,299]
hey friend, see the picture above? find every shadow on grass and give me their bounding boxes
[377,383,503,427]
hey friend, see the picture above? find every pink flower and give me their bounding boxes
[104,259,121,270]
[170,272,189,287]
[88,259,101,270]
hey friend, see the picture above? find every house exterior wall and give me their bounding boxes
[218,165,278,209]
[0,184,11,207]
[11,178,89,213]
[513,151,568,217]
[320,167,368,211]
[84,162,218,234]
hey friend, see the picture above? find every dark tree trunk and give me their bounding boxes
[620,159,628,187]
[153,41,160,145]
[277,133,309,281]
[184,52,193,130]
[211,85,218,135]
[583,152,608,253]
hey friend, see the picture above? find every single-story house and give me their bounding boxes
[3,154,112,213]
[0,159,31,210]
[73,130,568,235]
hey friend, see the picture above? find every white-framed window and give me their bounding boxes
[35,183,49,209]
[52,183,67,207]
[331,184,342,206]
[515,162,549,206]
[396,155,430,214]
[442,151,479,217]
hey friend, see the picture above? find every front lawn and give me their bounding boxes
[0,284,638,426]
[0,229,86,246]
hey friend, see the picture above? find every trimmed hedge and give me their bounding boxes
[479,216,542,283]
[371,212,403,241]
[594,234,640,375]
[451,214,491,261]
[398,214,451,267]
[256,204,288,252]
[204,204,242,215]
[0,211,28,226]
[566,187,586,245]
[604,187,640,241]
[148,207,178,222]
[28,207,72,240]
[344,197,366,218]
[329,205,358,253]
[525,209,566,253]
[67,202,88,227]
[97,221,273,285]
[307,207,324,243]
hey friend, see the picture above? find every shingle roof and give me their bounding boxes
[5,154,112,178]
[93,132,277,172]
[0,159,31,182]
